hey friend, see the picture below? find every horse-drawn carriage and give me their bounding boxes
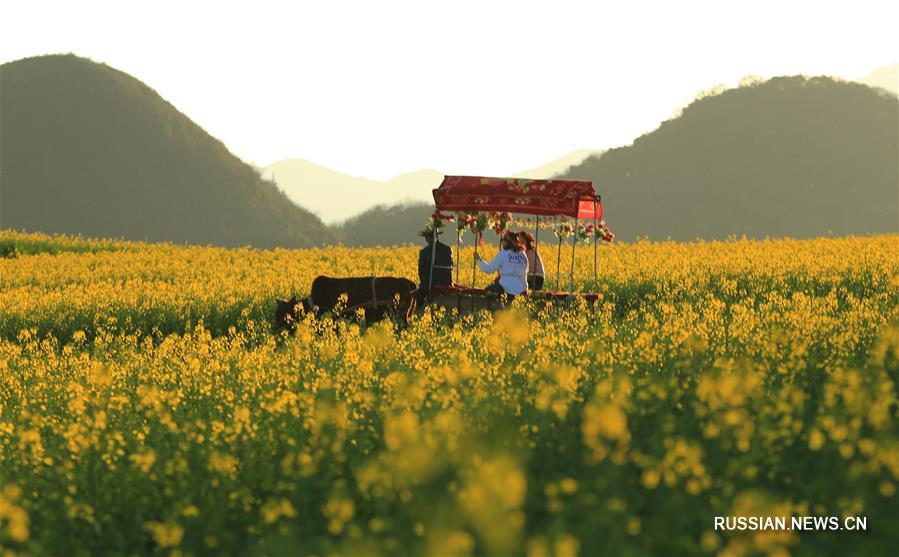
[424,175,610,315]
[274,175,611,330]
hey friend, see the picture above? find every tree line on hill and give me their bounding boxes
[1,54,334,248]
[2,55,895,248]
[562,76,897,242]
[330,75,898,246]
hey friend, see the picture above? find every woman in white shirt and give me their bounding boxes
[474,231,529,298]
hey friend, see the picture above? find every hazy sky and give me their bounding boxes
[2,0,897,180]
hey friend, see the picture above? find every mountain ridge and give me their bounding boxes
[857,63,898,96]
[263,149,602,223]
[0,54,335,247]
[562,75,898,242]
[4,54,895,248]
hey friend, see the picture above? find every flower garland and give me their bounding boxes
[425,211,454,233]
[578,223,594,244]
[594,221,615,243]
[455,212,474,241]
[428,212,614,243]
[551,222,574,240]
[489,211,513,236]
[551,221,615,243]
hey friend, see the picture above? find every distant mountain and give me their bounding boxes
[858,63,898,96]
[263,150,602,223]
[515,149,604,179]
[262,160,442,223]
[0,54,334,248]
[563,76,898,242]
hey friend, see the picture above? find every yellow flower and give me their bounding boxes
[130,450,156,473]
[0,485,29,543]
[144,521,184,548]
[208,452,239,476]
[808,429,825,451]
[260,498,297,524]
[554,533,580,557]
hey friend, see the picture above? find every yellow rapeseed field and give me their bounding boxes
[0,230,897,556]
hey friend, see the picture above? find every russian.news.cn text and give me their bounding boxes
[715,516,867,532]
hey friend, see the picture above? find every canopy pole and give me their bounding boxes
[428,227,437,290]
[556,215,562,290]
[569,216,577,294]
[472,230,480,290]
[455,226,461,285]
[534,216,540,291]
[593,199,598,293]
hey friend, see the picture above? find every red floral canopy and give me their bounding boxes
[432,176,601,219]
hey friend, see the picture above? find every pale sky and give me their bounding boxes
[2,0,897,181]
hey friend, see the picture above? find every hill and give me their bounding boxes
[858,63,898,96]
[263,150,602,223]
[563,76,898,242]
[0,54,334,248]
[333,201,434,247]
[514,148,604,179]
[262,160,441,223]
